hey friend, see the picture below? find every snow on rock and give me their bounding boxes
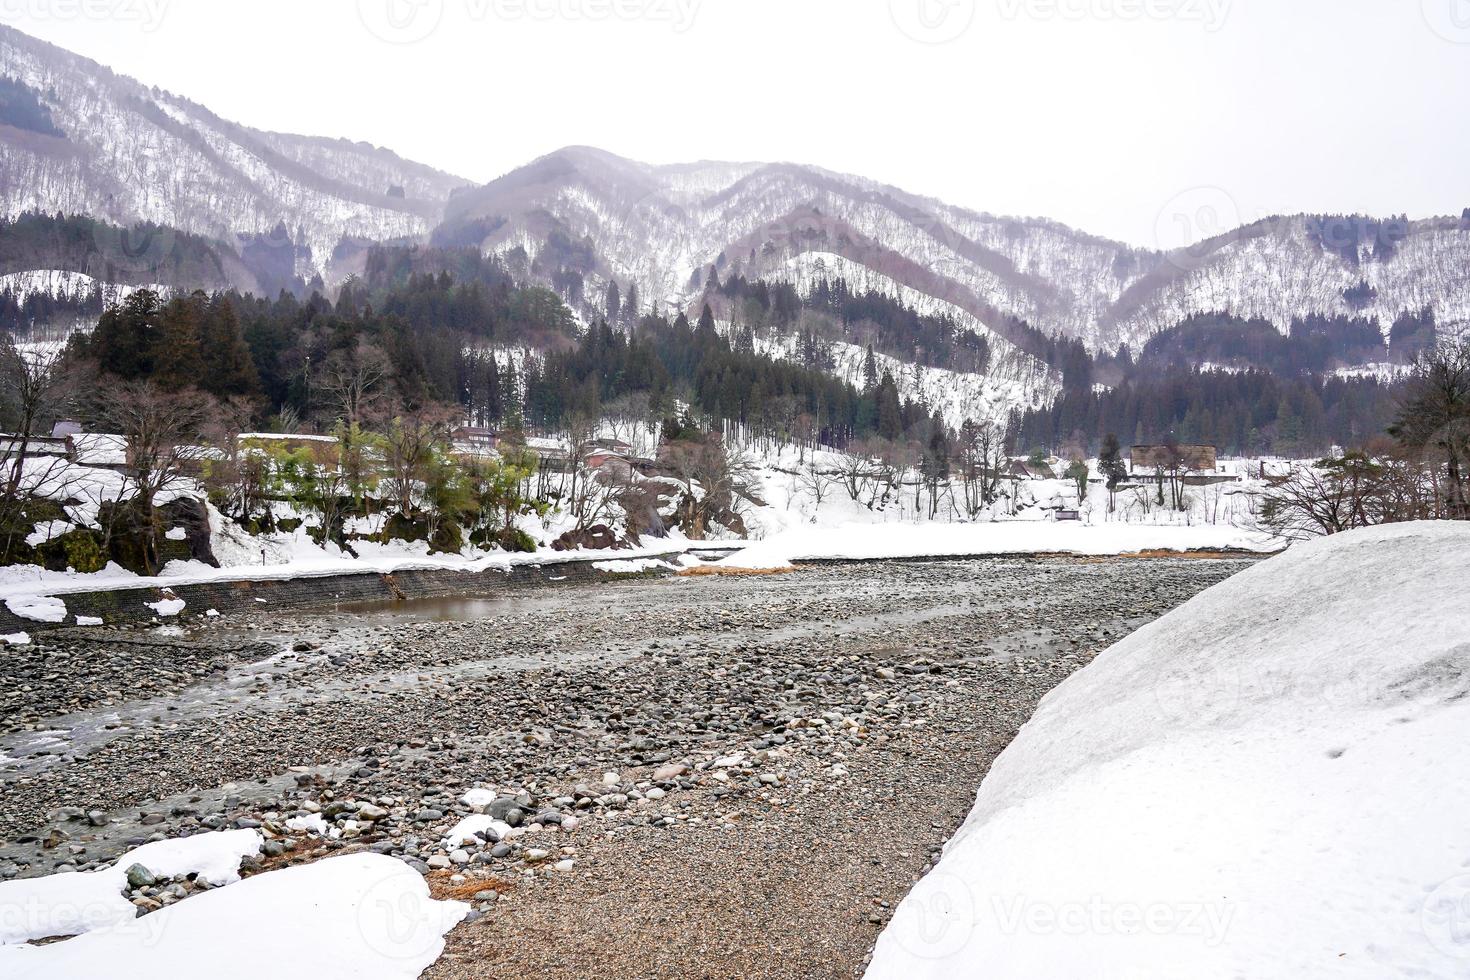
[867,521,1470,979]
[1,852,467,979]
[2,632,31,645]
[591,558,677,575]
[461,788,498,810]
[145,596,186,618]
[284,813,335,838]
[24,521,74,548]
[442,815,514,849]
[4,594,67,623]
[0,829,263,946]
[724,521,1277,569]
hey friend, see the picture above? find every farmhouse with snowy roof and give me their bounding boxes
[1129,444,1218,475]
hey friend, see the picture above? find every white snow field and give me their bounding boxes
[0,832,467,979]
[722,520,1278,569]
[865,521,1470,979]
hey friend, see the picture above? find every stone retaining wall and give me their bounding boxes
[0,554,680,634]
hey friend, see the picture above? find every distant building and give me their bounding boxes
[1130,444,1218,475]
[521,436,573,472]
[1003,457,1058,481]
[68,433,129,470]
[0,433,70,461]
[586,438,633,454]
[584,449,630,472]
[237,432,340,453]
[452,426,500,451]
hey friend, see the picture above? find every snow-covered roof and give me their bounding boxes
[70,433,127,466]
[524,436,570,454]
[0,435,68,457]
[238,432,339,444]
[451,442,501,460]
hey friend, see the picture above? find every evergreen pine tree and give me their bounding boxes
[1098,433,1128,513]
[876,370,903,442]
[199,297,260,399]
[89,289,162,379]
[623,283,639,325]
[604,281,621,324]
[152,295,207,392]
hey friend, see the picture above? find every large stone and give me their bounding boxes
[124,864,156,889]
[356,803,389,821]
[652,763,687,782]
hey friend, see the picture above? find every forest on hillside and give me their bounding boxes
[0,235,1424,461]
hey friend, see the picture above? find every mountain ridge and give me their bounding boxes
[0,25,1467,397]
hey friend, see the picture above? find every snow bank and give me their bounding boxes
[0,829,262,946]
[724,520,1278,569]
[1,853,467,979]
[867,522,1470,979]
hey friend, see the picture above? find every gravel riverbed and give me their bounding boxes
[0,555,1255,977]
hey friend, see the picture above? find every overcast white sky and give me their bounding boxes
[5,0,1467,247]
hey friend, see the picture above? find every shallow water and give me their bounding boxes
[297,594,524,625]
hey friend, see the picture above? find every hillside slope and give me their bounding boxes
[444,147,1470,356]
[0,25,469,284]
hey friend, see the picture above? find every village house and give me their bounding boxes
[0,433,71,462]
[1129,444,1219,475]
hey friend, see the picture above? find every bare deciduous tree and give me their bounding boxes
[201,395,269,523]
[956,418,1007,518]
[0,340,84,561]
[381,404,458,517]
[660,430,760,539]
[797,456,834,513]
[1391,337,1470,519]
[92,380,215,573]
[320,340,393,430]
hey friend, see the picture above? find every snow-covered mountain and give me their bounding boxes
[3,23,1467,404]
[0,25,469,286]
[442,146,1470,356]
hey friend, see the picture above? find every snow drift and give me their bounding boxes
[867,521,1470,979]
[0,840,467,979]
